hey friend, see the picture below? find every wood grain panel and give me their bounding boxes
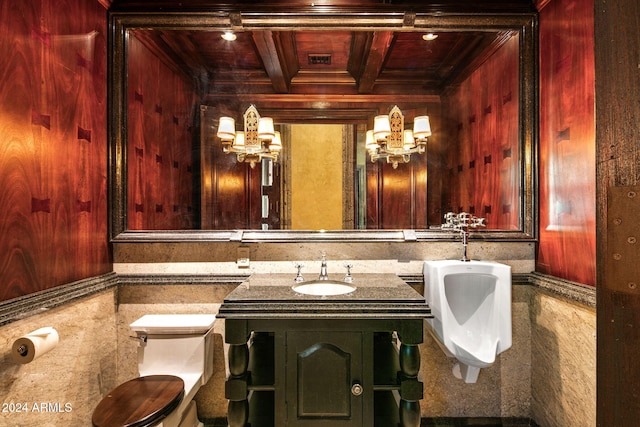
[0,0,110,302]
[537,0,595,286]
[442,35,519,231]
[366,151,428,230]
[127,34,197,230]
[594,0,640,422]
[212,154,253,229]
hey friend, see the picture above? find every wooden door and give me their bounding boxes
[286,331,364,426]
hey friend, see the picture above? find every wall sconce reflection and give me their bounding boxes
[217,105,281,168]
[366,105,431,169]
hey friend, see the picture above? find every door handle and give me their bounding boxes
[351,383,363,396]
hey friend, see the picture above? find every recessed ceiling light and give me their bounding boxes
[221,32,237,41]
[422,33,438,41]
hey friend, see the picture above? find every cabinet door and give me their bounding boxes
[286,331,363,426]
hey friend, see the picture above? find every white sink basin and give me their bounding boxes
[292,280,356,296]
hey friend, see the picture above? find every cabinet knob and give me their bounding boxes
[351,383,363,396]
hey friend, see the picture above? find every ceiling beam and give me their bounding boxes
[357,31,394,94]
[206,93,440,104]
[252,31,291,93]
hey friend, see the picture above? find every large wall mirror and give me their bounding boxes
[109,7,536,242]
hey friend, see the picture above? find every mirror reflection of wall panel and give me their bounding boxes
[426,105,445,226]
[261,159,281,230]
[290,124,344,230]
[127,33,198,230]
[443,34,520,230]
[366,153,428,229]
[200,106,281,230]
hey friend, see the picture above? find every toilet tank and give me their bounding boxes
[130,314,216,386]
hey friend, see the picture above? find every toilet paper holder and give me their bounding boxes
[11,327,59,364]
[15,344,29,357]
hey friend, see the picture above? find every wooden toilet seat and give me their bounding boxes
[92,375,184,427]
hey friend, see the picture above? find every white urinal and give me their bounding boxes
[423,260,512,383]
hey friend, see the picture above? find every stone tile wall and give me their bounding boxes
[0,274,596,426]
[0,291,117,426]
[530,287,596,426]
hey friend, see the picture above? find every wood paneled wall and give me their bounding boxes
[127,35,199,230]
[0,0,110,302]
[537,0,596,286]
[206,152,276,230]
[595,0,640,421]
[366,156,429,230]
[442,35,520,230]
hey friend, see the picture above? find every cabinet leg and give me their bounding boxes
[399,343,420,377]
[398,343,421,427]
[227,399,249,427]
[229,343,249,377]
[399,399,421,427]
[227,343,250,426]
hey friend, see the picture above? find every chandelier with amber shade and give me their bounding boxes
[366,105,431,169]
[217,105,282,168]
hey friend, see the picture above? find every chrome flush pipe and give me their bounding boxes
[461,229,470,262]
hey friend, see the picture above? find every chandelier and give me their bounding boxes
[366,105,431,169]
[217,105,282,168]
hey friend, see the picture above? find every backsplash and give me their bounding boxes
[112,240,537,277]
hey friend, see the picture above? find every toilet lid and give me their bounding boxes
[92,375,184,427]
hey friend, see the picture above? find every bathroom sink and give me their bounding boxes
[292,280,356,296]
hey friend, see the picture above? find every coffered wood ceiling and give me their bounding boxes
[118,0,535,121]
[135,28,515,120]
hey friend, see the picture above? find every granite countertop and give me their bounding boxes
[218,273,431,319]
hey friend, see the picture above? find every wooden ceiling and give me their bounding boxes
[120,0,534,122]
[136,28,515,121]
[195,30,512,95]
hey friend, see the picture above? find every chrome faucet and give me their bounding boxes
[318,251,329,280]
[442,212,486,262]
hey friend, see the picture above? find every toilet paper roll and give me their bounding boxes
[11,327,59,364]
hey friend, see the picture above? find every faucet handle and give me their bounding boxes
[471,216,486,228]
[294,263,305,283]
[343,264,353,283]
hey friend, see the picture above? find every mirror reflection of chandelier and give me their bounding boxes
[216,105,282,168]
[366,105,431,169]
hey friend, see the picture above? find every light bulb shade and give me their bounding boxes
[365,130,379,150]
[257,117,275,139]
[403,130,415,149]
[217,117,236,140]
[270,131,282,151]
[413,116,432,140]
[373,115,391,140]
[232,131,245,147]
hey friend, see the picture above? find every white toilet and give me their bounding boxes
[92,314,216,427]
[423,260,511,383]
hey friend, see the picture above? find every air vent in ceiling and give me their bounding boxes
[308,54,331,65]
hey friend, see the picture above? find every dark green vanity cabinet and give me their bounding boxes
[218,274,431,427]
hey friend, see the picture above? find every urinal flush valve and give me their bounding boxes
[442,212,486,262]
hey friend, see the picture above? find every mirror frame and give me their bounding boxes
[108,7,537,243]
